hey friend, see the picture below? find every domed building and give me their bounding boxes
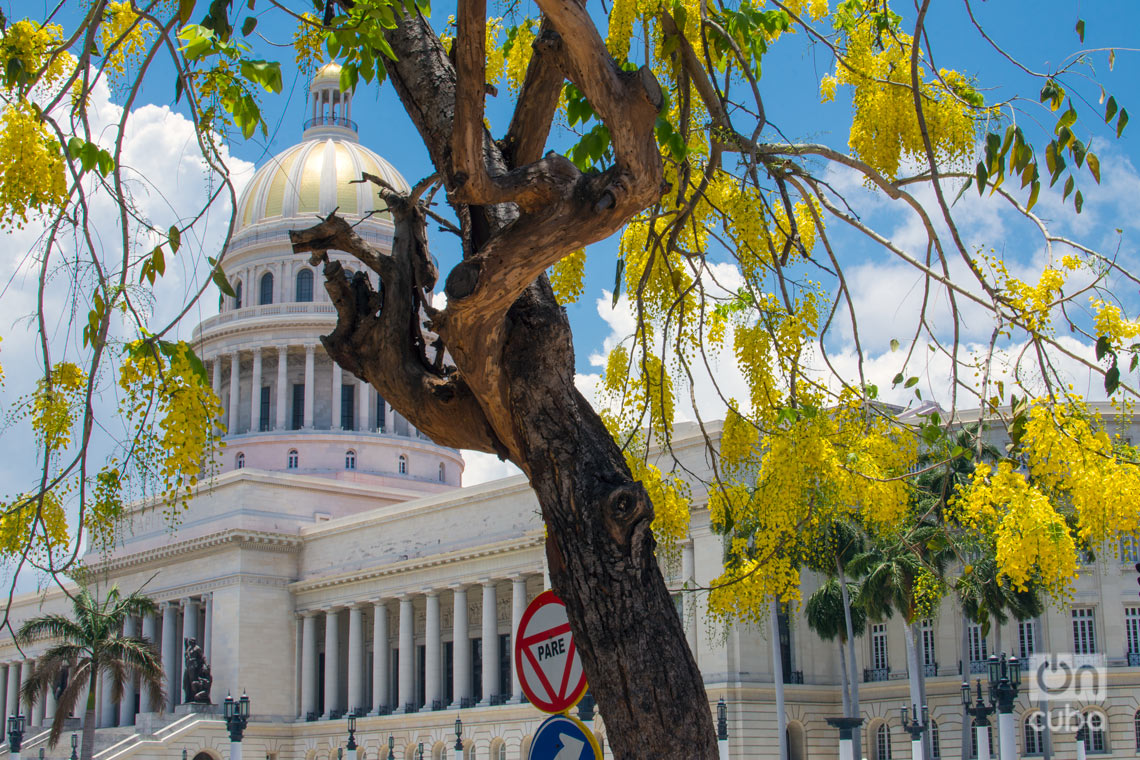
[0,66,1139,760]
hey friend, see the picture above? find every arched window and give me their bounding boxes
[235,452,245,469]
[1134,709,1140,750]
[1024,712,1045,756]
[786,722,806,760]
[345,450,356,470]
[969,724,994,758]
[259,272,274,305]
[875,723,892,760]
[438,463,445,482]
[287,449,299,469]
[930,719,940,759]
[1084,711,1108,754]
[398,455,408,475]
[234,279,243,309]
[296,268,314,302]
[497,744,506,760]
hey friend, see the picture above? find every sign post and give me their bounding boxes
[528,714,602,760]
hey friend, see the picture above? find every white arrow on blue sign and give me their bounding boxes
[528,714,601,760]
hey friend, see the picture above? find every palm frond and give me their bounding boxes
[17,615,87,647]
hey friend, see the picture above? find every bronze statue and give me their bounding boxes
[182,637,212,703]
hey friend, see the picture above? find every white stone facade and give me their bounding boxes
[1,68,1138,760]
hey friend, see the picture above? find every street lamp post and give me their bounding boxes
[224,692,251,760]
[1075,726,1087,760]
[455,718,464,755]
[826,717,864,760]
[987,654,1022,760]
[716,698,729,760]
[388,734,395,760]
[963,680,996,760]
[900,704,929,760]
[7,713,25,760]
[416,741,424,760]
[70,733,78,760]
[345,714,358,760]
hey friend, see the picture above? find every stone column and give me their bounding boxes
[303,345,315,429]
[211,359,223,416]
[347,604,364,714]
[140,613,158,712]
[510,576,527,702]
[0,664,8,724]
[203,595,213,665]
[120,616,138,726]
[300,612,318,719]
[99,669,114,727]
[682,539,698,660]
[6,662,19,719]
[450,585,470,709]
[275,346,288,430]
[25,659,40,725]
[332,362,343,430]
[161,601,178,711]
[370,601,389,715]
[396,596,414,713]
[227,351,241,434]
[480,580,499,704]
[43,675,56,724]
[183,597,200,647]
[424,591,441,710]
[323,608,341,718]
[250,348,263,432]
[359,379,371,432]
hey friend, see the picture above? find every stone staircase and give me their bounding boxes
[0,710,221,760]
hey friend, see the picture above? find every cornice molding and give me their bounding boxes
[85,528,302,575]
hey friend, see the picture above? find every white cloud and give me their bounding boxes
[461,450,522,485]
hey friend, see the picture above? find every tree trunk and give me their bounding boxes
[903,622,923,717]
[769,601,788,760]
[838,565,862,760]
[838,640,851,717]
[298,3,713,755]
[82,670,97,760]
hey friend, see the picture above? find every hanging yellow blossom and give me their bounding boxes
[0,100,69,229]
[99,2,155,78]
[292,13,326,76]
[549,248,586,305]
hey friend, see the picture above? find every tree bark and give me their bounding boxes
[298,3,715,755]
[838,564,862,760]
[769,601,788,760]
[82,670,97,760]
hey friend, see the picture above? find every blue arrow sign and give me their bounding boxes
[528,714,601,760]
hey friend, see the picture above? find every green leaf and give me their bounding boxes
[1118,109,1130,138]
[1087,152,1101,183]
[168,225,181,254]
[1096,335,1112,361]
[952,177,973,206]
[1105,365,1121,395]
[890,338,900,352]
[1056,103,1078,133]
[1063,175,1075,200]
[892,372,904,386]
[975,161,987,195]
[1105,96,1118,123]
[209,259,236,297]
[241,16,256,35]
[1075,189,1084,213]
[1075,18,1085,42]
[179,0,196,24]
[339,62,358,92]
[96,149,115,177]
[904,376,919,388]
[1027,180,1040,212]
[612,257,625,308]
[1071,139,1087,168]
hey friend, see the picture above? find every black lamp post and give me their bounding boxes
[69,733,78,760]
[982,654,1021,760]
[224,692,252,760]
[962,679,995,760]
[455,717,464,753]
[417,741,424,760]
[826,717,864,760]
[900,704,929,760]
[8,713,25,759]
[345,713,358,760]
[388,733,395,760]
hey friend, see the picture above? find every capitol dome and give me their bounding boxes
[233,62,410,233]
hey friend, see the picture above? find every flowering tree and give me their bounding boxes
[2,0,1139,754]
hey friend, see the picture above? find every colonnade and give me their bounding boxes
[210,347,400,437]
[299,576,531,721]
[0,595,213,730]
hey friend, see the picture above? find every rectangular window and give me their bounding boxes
[1072,608,1097,654]
[1125,607,1140,656]
[921,619,936,667]
[292,383,305,429]
[341,384,356,430]
[1018,620,1037,660]
[389,648,399,709]
[376,395,386,432]
[871,623,888,670]
[444,641,454,705]
[416,644,425,708]
[968,623,988,664]
[259,386,271,431]
[499,633,511,699]
[1122,534,1140,562]
[471,638,482,701]
[671,592,684,623]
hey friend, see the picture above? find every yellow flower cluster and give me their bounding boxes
[119,341,225,514]
[548,248,586,305]
[485,18,506,87]
[0,100,69,229]
[504,21,536,94]
[826,21,981,180]
[31,361,87,453]
[912,569,946,619]
[0,19,70,94]
[1091,298,1140,346]
[0,489,70,563]
[292,13,326,77]
[99,2,154,78]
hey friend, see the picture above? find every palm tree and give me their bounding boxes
[18,583,165,759]
[805,577,866,723]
